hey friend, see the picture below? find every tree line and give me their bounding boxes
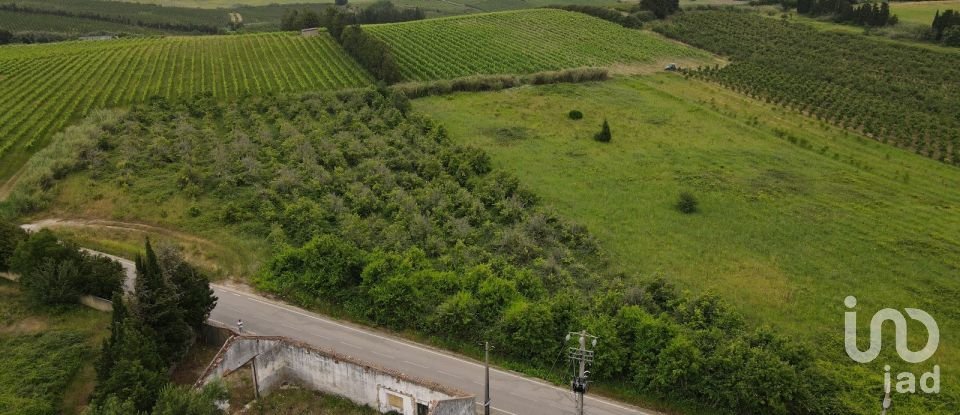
[280,1,425,31]
[1,89,851,414]
[797,0,897,27]
[547,0,679,27]
[279,2,414,83]
[931,9,960,46]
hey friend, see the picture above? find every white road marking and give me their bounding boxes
[340,341,361,349]
[403,360,429,369]
[437,369,460,379]
[372,350,394,359]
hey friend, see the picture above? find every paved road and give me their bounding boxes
[27,226,657,415]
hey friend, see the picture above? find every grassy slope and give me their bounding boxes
[0,280,110,415]
[365,9,714,81]
[891,0,960,24]
[412,75,960,413]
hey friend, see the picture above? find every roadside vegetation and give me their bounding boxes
[0,279,108,414]
[2,88,852,414]
[413,74,960,414]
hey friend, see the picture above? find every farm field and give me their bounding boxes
[413,75,960,414]
[365,9,714,81]
[0,10,160,34]
[890,0,960,24]
[656,10,960,165]
[0,279,110,414]
[0,31,370,188]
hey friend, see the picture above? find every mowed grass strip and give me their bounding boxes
[0,31,372,184]
[891,0,960,25]
[365,9,711,81]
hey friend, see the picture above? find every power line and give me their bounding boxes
[566,330,597,415]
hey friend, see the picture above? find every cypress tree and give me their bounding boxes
[96,291,128,382]
[134,239,193,365]
[594,119,612,143]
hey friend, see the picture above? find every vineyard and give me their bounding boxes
[0,31,371,182]
[655,10,960,164]
[365,9,710,81]
[0,10,160,34]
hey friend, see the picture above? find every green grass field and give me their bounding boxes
[365,9,713,81]
[891,0,960,24]
[0,31,370,188]
[0,280,110,414]
[413,75,960,413]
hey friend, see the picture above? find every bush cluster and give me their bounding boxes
[5,89,847,414]
[390,68,608,98]
[3,227,124,304]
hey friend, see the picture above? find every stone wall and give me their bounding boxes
[196,333,474,415]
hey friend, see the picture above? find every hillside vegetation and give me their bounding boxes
[413,75,960,414]
[3,89,846,414]
[655,10,960,165]
[0,279,110,414]
[0,31,370,185]
[365,9,711,81]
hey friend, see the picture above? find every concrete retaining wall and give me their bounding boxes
[2,272,113,311]
[197,334,474,415]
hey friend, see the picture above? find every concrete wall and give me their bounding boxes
[2,272,112,311]
[197,335,474,415]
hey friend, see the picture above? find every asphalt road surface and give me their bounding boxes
[81,248,659,415]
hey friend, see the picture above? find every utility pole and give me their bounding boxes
[881,380,892,415]
[567,330,597,415]
[483,341,491,415]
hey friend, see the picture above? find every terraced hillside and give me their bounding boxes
[0,31,371,184]
[365,9,711,81]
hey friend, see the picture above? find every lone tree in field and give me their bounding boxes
[594,119,612,142]
[675,192,699,214]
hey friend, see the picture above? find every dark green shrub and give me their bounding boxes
[675,191,699,214]
[568,110,584,120]
[0,220,26,272]
[594,119,612,142]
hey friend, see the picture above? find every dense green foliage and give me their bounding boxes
[10,229,124,303]
[931,9,960,44]
[365,9,708,81]
[281,1,425,31]
[14,89,847,414]
[92,240,217,413]
[0,220,26,271]
[0,331,90,414]
[0,281,106,415]
[594,119,612,142]
[797,0,897,26]
[391,68,609,98]
[546,5,653,28]
[340,25,402,83]
[0,32,371,183]
[656,10,960,164]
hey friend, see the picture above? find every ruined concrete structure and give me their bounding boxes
[196,328,474,415]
